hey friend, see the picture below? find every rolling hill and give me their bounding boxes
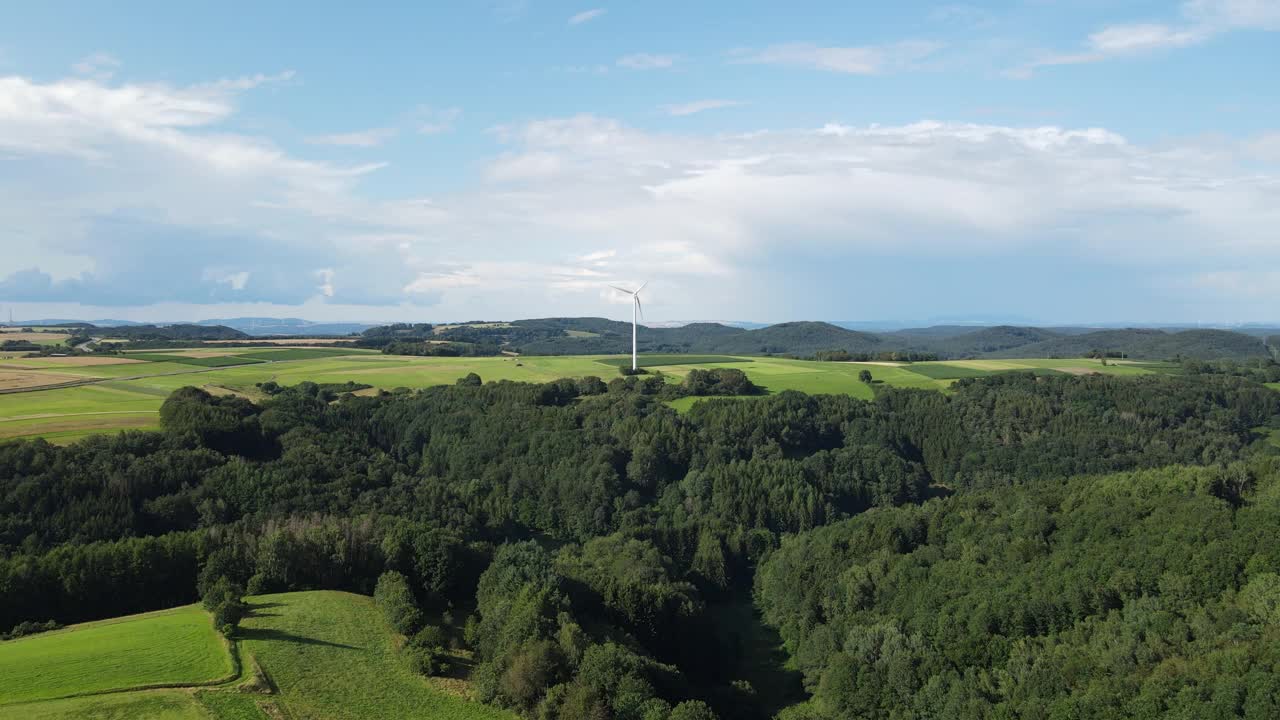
[361,318,1272,361]
[0,591,511,720]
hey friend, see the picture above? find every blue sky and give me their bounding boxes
[1,0,1278,325]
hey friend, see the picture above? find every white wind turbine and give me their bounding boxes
[610,281,648,371]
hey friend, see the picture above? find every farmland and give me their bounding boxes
[0,350,1183,443]
[0,592,509,720]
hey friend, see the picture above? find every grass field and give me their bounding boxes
[0,352,1177,443]
[594,354,751,368]
[239,591,513,719]
[0,691,214,720]
[1269,383,1280,392]
[0,591,507,720]
[0,605,233,706]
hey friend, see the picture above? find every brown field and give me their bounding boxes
[0,370,87,391]
[12,356,145,367]
[204,338,350,345]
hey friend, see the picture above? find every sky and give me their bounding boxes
[1,0,1279,326]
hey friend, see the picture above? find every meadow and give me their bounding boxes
[238,591,514,719]
[0,591,509,720]
[0,605,232,706]
[0,350,1177,443]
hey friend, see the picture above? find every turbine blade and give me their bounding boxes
[635,295,644,321]
[636,280,648,294]
[609,284,633,295]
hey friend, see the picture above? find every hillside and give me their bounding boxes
[986,328,1268,360]
[0,592,510,720]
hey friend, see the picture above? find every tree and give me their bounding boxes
[671,700,719,720]
[458,372,483,387]
[858,369,873,384]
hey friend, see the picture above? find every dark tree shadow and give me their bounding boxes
[237,627,360,650]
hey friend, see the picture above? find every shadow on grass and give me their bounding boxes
[237,627,360,650]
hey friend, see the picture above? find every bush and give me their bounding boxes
[374,571,423,636]
[1,619,62,641]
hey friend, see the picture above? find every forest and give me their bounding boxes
[2,371,1280,718]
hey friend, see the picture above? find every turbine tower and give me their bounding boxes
[610,281,648,371]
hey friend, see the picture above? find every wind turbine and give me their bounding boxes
[610,281,648,371]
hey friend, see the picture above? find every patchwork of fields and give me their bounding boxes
[0,349,1181,443]
[0,592,511,720]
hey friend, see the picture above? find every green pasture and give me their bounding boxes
[594,354,750,368]
[0,691,214,720]
[0,591,506,720]
[2,352,1177,443]
[0,605,232,706]
[239,591,513,719]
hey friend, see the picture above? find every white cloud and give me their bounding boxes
[661,99,744,116]
[486,151,565,181]
[3,65,1280,321]
[569,8,606,25]
[305,127,398,147]
[72,53,121,80]
[617,53,678,70]
[733,41,942,75]
[415,106,462,135]
[1016,0,1280,75]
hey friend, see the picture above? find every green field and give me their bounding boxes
[1,691,214,720]
[239,591,513,719]
[1269,383,1280,392]
[2,352,1177,443]
[0,591,511,720]
[0,605,233,706]
[594,354,751,368]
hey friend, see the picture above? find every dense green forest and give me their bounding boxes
[2,371,1279,718]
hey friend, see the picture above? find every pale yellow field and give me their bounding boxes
[0,371,87,391]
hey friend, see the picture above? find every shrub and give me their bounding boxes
[374,571,423,636]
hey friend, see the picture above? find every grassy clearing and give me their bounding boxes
[1268,383,1280,392]
[0,605,232,706]
[240,591,514,719]
[0,691,211,720]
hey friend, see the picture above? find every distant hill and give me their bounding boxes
[985,328,1269,361]
[358,318,1271,361]
[100,324,248,341]
[197,317,374,336]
